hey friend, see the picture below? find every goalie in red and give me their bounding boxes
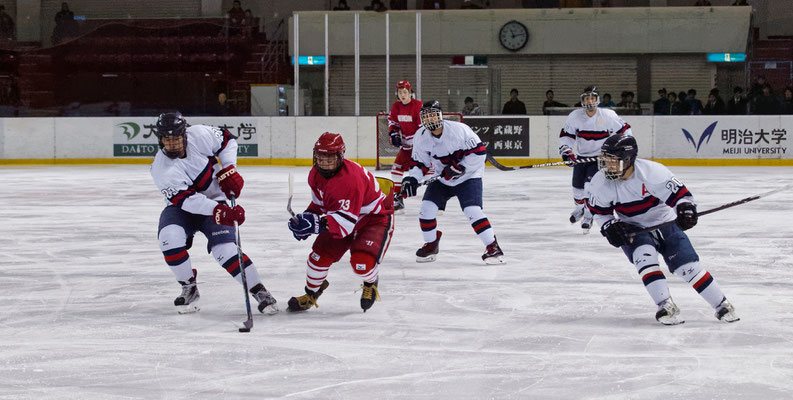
[388,80,423,212]
[287,132,395,312]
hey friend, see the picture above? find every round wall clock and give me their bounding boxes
[499,20,529,52]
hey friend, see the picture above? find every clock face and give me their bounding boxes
[499,20,528,52]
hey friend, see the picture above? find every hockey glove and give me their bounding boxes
[213,203,246,226]
[389,128,402,148]
[441,160,466,180]
[401,176,419,198]
[560,145,576,166]
[216,165,244,199]
[288,212,325,241]
[676,202,698,231]
[600,219,636,248]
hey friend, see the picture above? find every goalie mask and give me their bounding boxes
[599,134,637,180]
[156,112,188,159]
[580,86,600,112]
[313,132,346,179]
[420,100,443,132]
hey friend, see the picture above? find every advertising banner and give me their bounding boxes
[113,117,260,157]
[463,116,530,157]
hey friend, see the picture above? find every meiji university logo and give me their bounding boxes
[681,121,717,153]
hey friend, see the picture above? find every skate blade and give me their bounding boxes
[176,303,200,314]
[717,312,740,323]
[657,316,685,326]
[437,210,444,216]
[260,304,279,315]
[416,254,437,263]
[581,227,591,235]
[484,256,505,265]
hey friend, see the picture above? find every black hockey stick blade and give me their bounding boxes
[238,319,253,333]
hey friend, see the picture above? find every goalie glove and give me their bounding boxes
[676,202,698,231]
[600,219,636,248]
[560,145,576,166]
[389,127,402,148]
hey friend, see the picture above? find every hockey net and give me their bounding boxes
[375,112,463,170]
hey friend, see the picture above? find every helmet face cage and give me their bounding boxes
[580,87,599,111]
[156,112,187,159]
[420,106,443,131]
[598,151,626,180]
[313,133,346,178]
[598,136,637,180]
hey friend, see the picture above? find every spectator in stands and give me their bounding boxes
[752,85,781,115]
[422,0,446,9]
[53,2,78,44]
[653,88,670,115]
[668,92,684,115]
[0,5,15,41]
[748,75,766,103]
[703,88,726,115]
[366,0,388,12]
[617,91,640,110]
[598,93,616,108]
[502,88,526,115]
[334,0,351,10]
[685,89,703,115]
[694,0,712,5]
[461,0,484,8]
[542,89,567,115]
[461,96,483,116]
[731,0,748,5]
[677,91,690,114]
[781,87,793,114]
[390,0,408,9]
[241,9,256,38]
[227,0,246,36]
[727,86,747,115]
[213,92,232,116]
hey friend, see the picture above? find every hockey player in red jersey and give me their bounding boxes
[151,111,277,315]
[388,80,423,212]
[287,132,395,312]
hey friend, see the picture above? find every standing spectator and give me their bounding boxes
[241,9,257,39]
[748,75,766,103]
[53,2,78,44]
[677,91,690,114]
[461,96,483,116]
[422,0,446,9]
[227,0,246,36]
[727,86,748,115]
[653,88,670,115]
[686,89,703,115]
[598,93,616,108]
[542,89,568,115]
[0,5,15,41]
[366,0,388,11]
[212,92,231,116]
[390,0,408,9]
[668,92,684,115]
[781,87,793,114]
[617,91,640,110]
[702,89,726,115]
[752,85,780,115]
[333,0,351,10]
[502,88,526,115]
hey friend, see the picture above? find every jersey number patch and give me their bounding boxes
[665,177,684,193]
[338,199,351,210]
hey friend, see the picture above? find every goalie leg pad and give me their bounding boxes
[350,252,378,283]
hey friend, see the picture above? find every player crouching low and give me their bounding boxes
[588,134,738,325]
[287,132,395,312]
[151,112,277,315]
[402,100,504,264]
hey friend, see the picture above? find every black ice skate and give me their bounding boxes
[175,270,200,314]
[569,203,585,223]
[416,231,442,263]
[360,279,380,312]
[250,283,278,315]
[655,297,684,325]
[581,215,593,235]
[287,280,329,312]
[715,298,740,323]
[482,239,505,264]
[394,196,405,214]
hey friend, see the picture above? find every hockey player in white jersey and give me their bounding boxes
[587,134,739,325]
[401,100,504,264]
[150,112,277,314]
[559,86,632,233]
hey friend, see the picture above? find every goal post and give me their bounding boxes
[375,112,463,170]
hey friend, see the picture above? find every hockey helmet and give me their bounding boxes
[580,86,600,112]
[396,80,412,91]
[313,132,346,179]
[599,134,638,180]
[420,100,444,132]
[156,111,188,159]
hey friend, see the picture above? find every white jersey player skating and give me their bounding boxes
[559,86,632,233]
[402,100,504,264]
[151,112,277,315]
[587,134,739,325]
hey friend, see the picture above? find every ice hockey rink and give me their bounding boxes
[2,164,793,399]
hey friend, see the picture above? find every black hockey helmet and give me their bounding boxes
[599,134,637,180]
[580,85,600,111]
[420,100,443,131]
[156,111,187,159]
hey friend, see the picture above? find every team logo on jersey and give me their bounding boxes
[398,115,413,122]
[310,252,320,261]
[355,263,367,271]
[117,122,141,140]
[681,121,718,152]
[641,184,650,196]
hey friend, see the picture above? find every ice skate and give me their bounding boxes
[174,272,200,314]
[482,238,505,264]
[360,279,380,312]
[394,196,405,215]
[287,280,329,312]
[581,215,593,234]
[250,283,278,315]
[569,203,585,223]
[715,298,740,323]
[416,231,442,263]
[655,297,684,325]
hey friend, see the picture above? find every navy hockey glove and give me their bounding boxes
[389,127,402,147]
[214,203,246,226]
[600,219,636,248]
[441,160,465,180]
[216,165,244,198]
[401,176,419,198]
[288,212,324,241]
[676,202,698,231]
[560,145,576,166]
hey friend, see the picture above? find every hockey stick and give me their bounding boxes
[486,153,597,171]
[287,172,298,222]
[230,195,254,333]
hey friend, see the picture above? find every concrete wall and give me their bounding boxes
[1,115,791,165]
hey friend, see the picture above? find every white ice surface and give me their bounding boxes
[1,165,793,399]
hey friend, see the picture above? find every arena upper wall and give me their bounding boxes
[1,115,791,166]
